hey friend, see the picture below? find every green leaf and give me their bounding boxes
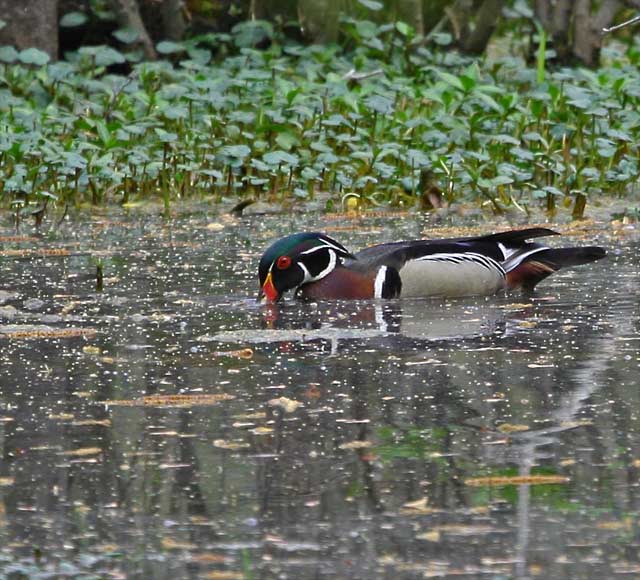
[18,48,50,66]
[395,22,413,37]
[0,45,18,63]
[355,20,378,39]
[365,94,394,115]
[406,149,430,168]
[156,41,184,54]
[219,145,251,159]
[154,128,178,142]
[478,175,513,188]
[231,20,273,48]
[357,0,384,10]
[476,92,501,112]
[263,150,299,167]
[95,121,111,145]
[60,11,88,27]
[437,71,464,91]
[113,27,140,44]
[431,32,452,46]
[275,132,299,151]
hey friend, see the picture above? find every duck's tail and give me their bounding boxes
[505,246,606,291]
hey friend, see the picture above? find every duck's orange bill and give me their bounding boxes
[261,272,279,302]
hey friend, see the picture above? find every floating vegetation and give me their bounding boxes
[0,327,97,340]
[496,423,530,434]
[104,393,236,407]
[465,475,570,487]
[267,396,302,413]
[212,348,254,360]
[1,21,640,217]
[339,440,373,450]
[59,447,103,457]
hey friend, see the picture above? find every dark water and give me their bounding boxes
[0,212,638,579]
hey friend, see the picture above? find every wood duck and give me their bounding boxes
[257,228,606,302]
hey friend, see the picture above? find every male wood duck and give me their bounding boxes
[257,228,606,302]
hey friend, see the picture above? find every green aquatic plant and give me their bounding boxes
[1,19,640,217]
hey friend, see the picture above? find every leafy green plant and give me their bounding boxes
[1,19,639,217]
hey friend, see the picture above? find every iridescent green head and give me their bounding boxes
[257,232,353,302]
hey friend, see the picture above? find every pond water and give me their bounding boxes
[0,211,638,579]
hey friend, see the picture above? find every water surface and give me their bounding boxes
[0,212,638,579]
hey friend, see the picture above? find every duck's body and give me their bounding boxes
[257,228,606,302]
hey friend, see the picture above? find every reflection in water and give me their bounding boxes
[213,299,510,349]
[0,215,638,578]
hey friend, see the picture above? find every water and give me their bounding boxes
[0,211,638,579]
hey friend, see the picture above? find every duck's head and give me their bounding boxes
[257,232,353,302]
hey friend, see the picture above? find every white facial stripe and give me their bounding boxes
[310,249,336,281]
[300,242,346,256]
[374,266,387,299]
[298,261,311,282]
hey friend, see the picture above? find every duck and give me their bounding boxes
[257,228,606,302]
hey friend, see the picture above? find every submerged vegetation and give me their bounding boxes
[2,18,640,218]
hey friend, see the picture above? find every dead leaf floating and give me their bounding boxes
[267,397,301,413]
[497,423,530,434]
[104,393,235,407]
[213,439,250,450]
[1,328,97,340]
[339,440,372,450]
[212,348,254,360]
[465,475,569,487]
[60,447,103,457]
[0,248,71,258]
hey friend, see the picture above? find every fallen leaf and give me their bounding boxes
[405,359,444,366]
[527,363,554,368]
[416,530,441,542]
[0,248,71,258]
[49,413,75,421]
[596,517,632,531]
[500,303,533,310]
[0,328,97,340]
[60,447,102,457]
[212,348,254,360]
[104,393,235,407]
[213,439,250,450]
[190,553,228,563]
[497,423,529,434]
[231,412,266,420]
[61,301,79,315]
[339,440,372,450]
[401,497,431,514]
[465,475,569,487]
[162,537,197,550]
[251,426,273,435]
[268,397,301,413]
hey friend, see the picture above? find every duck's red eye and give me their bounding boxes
[276,256,292,270]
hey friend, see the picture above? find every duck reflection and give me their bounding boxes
[215,298,515,352]
[249,299,514,352]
